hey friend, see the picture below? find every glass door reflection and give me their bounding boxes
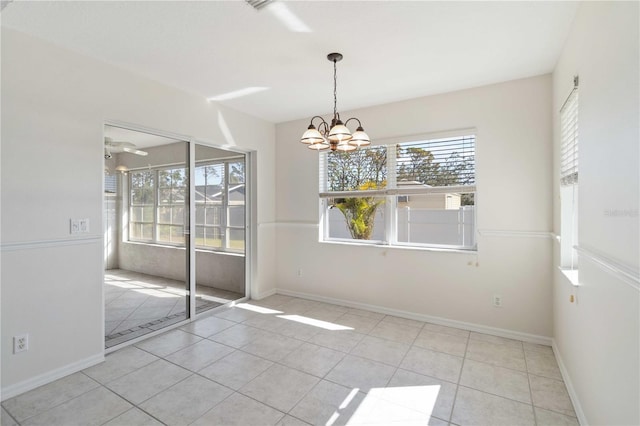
[104,125,190,348]
[194,144,246,313]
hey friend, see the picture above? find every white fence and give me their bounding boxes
[328,206,475,248]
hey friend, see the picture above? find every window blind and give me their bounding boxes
[395,135,475,187]
[560,88,579,186]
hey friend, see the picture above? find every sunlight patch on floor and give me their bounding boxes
[278,314,354,331]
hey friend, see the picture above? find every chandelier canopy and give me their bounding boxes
[300,53,370,152]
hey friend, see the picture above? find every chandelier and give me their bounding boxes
[300,53,371,152]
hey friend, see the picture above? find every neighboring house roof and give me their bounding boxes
[195,184,245,203]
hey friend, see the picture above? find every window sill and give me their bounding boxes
[320,239,477,255]
[558,267,580,286]
[123,241,244,257]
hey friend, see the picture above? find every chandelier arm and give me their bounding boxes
[310,115,328,126]
[344,117,362,128]
[317,120,330,135]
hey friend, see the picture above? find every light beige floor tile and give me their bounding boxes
[276,317,324,341]
[289,380,364,426]
[400,347,463,383]
[465,338,527,371]
[179,315,236,338]
[2,372,99,422]
[325,355,396,391]
[414,329,468,357]
[240,364,319,412]
[250,294,295,308]
[281,342,345,377]
[388,368,457,421]
[333,313,382,333]
[423,323,470,339]
[208,323,275,348]
[369,321,421,344]
[198,350,273,390]
[105,320,121,335]
[102,407,163,426]
[21,387,131,426]
[213,306,262,322]
[1,407,18,426]
[134,329,202,357]
[380,315,425,329]
[191,392,284,426]
[106,307,137,322]
[524,349,563,380]
[165,339,234,372]
[350,335,410,366]
[529,374,576,417]
[278,298,320,314]
[428,417,449,426]
[302,307,347,322]
[345,388,434,425]
[83,346,158,384]
[127,306,174,321]
[469,332,524,349]
[460,359,531,403]
[523,342,554,355]
[105,359,191,405]
[451,386,535,426]
[308,330,366,353]
[276,414,312,425]
[534,407,580,426]
[345,307,386,320]
[241,333,303,361]
[243,314,289,331]
[139,374,232,425]
[308,301,350,313]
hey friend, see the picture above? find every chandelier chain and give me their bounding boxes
[333,58,338,120]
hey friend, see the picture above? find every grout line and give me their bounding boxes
[447,330,470,424]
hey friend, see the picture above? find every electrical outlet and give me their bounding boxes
[13,334,29,354]
[493,295,503,307]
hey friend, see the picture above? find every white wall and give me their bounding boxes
[0,28,276,396]
[275,74,554,339]
[552,2,639,425]
[118,244,245,295]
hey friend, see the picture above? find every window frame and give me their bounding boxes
[559,77,579,277]
[126,158,246,253]
[320,131,477,251]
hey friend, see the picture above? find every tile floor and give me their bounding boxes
[2,295,578,425]
[104,269,243,347]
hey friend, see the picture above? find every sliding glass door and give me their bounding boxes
[104,125,248,348]
[193,144,247,314]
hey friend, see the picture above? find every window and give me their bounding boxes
[127,159,245,252]
[194,160,246,251]
[321,133,476,250]
[157,168,186,244]
[129,170,155,241]
[560,77,579,277]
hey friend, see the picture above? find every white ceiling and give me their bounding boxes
[2,0,578,124]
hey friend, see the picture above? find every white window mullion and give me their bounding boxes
[386,143,397,245]
[223,161,230,250]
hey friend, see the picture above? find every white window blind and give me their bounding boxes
[396,135,475,188]
[560,84,579,186]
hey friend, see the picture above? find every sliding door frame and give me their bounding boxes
[103,120,253,353]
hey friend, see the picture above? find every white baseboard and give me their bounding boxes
[251,287,277,301]
[552,339,587,425]
[275,288,552,346]
[1,353,104,401]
